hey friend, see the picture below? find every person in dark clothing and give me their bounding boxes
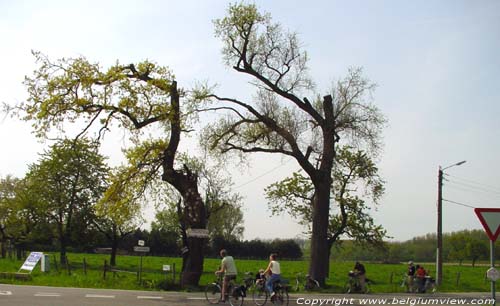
[407,261,416,293]
[354,261,366,292]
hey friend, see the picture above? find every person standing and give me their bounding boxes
[263,253,281,298]
[215,249,238,302]
[407,261,416,293]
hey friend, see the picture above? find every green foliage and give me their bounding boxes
[21,51,175,139]
[22,138,109,262]
[266,146,387,246]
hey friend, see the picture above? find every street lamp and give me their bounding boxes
[437,160,466,286]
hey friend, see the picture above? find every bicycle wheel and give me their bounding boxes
[272,286,289,306]
[229,286,244,306]
[205,283,221,304]
[344,280,352,293]
[252,283,268,306]
[363,283,371,294]
[305,278,320,291]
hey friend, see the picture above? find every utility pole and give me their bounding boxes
[437,167,443,286]
[436,160,465,287]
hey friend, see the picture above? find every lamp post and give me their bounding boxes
[437,160,466,286]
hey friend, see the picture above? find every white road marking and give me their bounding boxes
[137,296,164,300]
[0,291,12,295]
[187,297,210,300]
[85,294,116,298]
[34,292,61,297]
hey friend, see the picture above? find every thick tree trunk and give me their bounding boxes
[308,182,332,286]
[180,187,206,287]
[161,81,207,287]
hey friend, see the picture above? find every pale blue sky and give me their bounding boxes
[1,0,499,241]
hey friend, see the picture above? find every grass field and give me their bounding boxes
[0,252,496,293]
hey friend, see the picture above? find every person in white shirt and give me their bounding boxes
[263,253,281,297]
[215,249,238,302]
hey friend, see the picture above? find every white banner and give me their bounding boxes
[19,252,43,272]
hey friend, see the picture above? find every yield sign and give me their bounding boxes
[474,208,500,242]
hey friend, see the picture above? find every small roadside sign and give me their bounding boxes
[163,265,171,272]
[134,246,150,253]
[186,228,209,238]
[138,240,145,246]
[487,268,500,282]
[19,252,43,273]
[474,208,500,242]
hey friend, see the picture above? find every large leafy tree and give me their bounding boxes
[25,138,108,264]
[15,53,209,286]
[203,3,385,284]
[266,146,387,273]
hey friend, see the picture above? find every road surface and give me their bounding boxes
[0,284,496,305]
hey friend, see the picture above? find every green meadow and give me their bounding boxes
[0,252,496,293]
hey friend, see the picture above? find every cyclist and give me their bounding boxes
[215,249,238,302]
[263,253,281,299]
[415,265,426,293]
[353,261,366,292]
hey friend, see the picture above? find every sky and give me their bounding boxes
[1,0,499,242]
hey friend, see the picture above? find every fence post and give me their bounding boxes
[103,260,107,280]
[173,263,176,284]
[66,256,71,276]
[456,272,461,287]
[390,272,394,284]
[83,258,87,275]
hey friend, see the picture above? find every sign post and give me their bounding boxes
[134,245,150,285]
[474,208,500,302]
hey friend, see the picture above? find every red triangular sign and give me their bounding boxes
[474,208,500,242]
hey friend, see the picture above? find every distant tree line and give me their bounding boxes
[333,229,498,266]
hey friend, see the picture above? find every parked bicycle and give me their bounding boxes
[205,273,245,306]
[344,271,371,293]
[295,273,320,291]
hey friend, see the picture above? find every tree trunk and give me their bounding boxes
[308,181,331,286]
[180,187,206,287]
[0,241,6,259]
[161,81,207,287]
[60,238,67,266]
[110,232,118,267]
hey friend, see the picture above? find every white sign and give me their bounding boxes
[19,252,43,272]
[186,228,209,238]
[487,267,500,282]
[163,265,171,272]
[138,240,145,246]
[134,246,150,253]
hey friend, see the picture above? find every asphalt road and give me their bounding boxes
[0,284,496,306]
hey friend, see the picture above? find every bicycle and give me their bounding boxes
[252,276,290,306]
[205,273,245,306]
[400,275,436,293]
[344,271,371,294]
[295,273,320,291]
